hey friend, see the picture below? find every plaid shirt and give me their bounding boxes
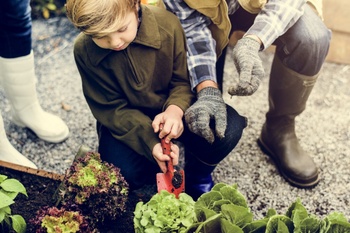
[163,0,305,89]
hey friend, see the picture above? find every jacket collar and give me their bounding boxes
[86,5,161,66]
[134,5,161,48]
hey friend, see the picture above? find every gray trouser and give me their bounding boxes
[228,4,332,76]
[273,5,332,76]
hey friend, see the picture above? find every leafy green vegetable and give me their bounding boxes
[299,217,324,233]
[322,212,350,233]
[134,190,196,233]
[221,203,253,228]
[219,186,248,208]
[191,213,244,233]
[30,206,94,233]
[242,218,269,233]
[59,152,129,226]
[265,215,294,233]
[188,183,252,233]
[185,183,350,233]
[10,215,26,233]
[249,198,350,233]
[0,174,27,233]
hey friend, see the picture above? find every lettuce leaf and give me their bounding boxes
[133,190,196,233]
[220,203,253,228]
[323,212,350,233]
[189,213,243,233]
[265,215,294,233]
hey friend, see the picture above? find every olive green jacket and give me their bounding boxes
[73,5,194,161]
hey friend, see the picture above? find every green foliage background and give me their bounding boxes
[30,0,66,19]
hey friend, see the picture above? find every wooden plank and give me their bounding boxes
[323,0,350,34]
[323,0,350,64]
[325,30,350,64]
[0,160,64,181]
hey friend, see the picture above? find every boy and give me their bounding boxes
[66,0,247,200]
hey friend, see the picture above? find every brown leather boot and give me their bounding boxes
[258,56,320,188]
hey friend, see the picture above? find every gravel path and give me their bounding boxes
[1,17,349,221]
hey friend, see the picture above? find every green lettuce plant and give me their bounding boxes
[133,183,350,233]
[184,183,350,233]
[58,151,129,227]
[242,197,350,233]
[134,190,196,233]
[0,174,27,233]
[186,183,253,233]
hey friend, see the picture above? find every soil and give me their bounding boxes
[0,165,155,233]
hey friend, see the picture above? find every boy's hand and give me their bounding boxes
[152,142,179,173]
[152,105,184,143]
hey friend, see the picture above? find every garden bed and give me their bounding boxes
[0,155,155,233]
[0,160,62,233]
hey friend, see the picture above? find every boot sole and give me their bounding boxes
[11,115,69,143]
[257,138,320,189]
[28,126,69,143]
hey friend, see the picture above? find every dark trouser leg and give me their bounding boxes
[0,0,32,58]
[97,123,160,191]
[181,105,247,200]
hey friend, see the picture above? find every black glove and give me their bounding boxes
[185,87,227,143]
[228,36,265,96]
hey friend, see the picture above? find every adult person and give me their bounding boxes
[0,0,70,168]
[163,0,331,188]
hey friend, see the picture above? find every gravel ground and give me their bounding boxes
[1,17,349,221]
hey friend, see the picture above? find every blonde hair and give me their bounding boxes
[66,0,138,37]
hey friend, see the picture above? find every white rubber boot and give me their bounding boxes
[0,51,69,143]
[0,113,37,168]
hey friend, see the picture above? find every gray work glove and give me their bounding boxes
[228,36,265,96]
[185,87,227,144]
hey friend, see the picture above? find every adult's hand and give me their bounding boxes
[185,87,227,143]
[228,36,265,96]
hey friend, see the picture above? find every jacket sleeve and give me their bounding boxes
[163,0,217,91]
[162,13,195,112]
[246,0,306,50]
